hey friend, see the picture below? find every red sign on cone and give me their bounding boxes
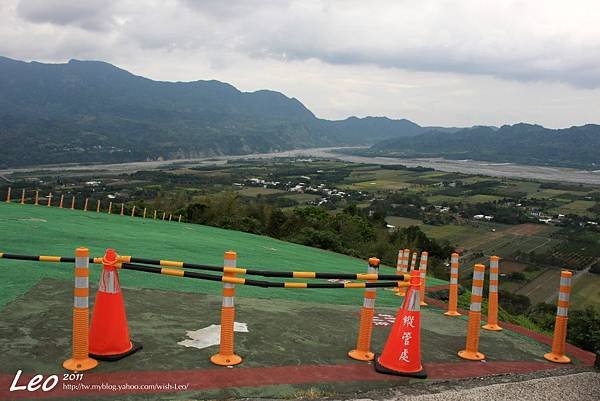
[374,269,426,378]
[89,249,142,361]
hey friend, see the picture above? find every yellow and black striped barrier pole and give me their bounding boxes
[0,252,407,289]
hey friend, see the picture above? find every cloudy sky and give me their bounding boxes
[1,0,599,128]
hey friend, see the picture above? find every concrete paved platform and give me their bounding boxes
[0,278,594,400]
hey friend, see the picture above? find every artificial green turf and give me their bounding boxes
[0,202,446,308]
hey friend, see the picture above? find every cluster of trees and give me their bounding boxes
[181,192,453,268]
[527,303,600,353]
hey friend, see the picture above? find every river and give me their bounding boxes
[2,147,600,185]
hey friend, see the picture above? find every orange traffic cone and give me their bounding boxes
[89,249,142,361]
[374,269,426,378]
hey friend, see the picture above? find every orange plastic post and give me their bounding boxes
[348,257,380,361]
[20,189,25,205]
[483,256,502,331]
[544,271,573,363]
[458,263,486,361]
[211,251,242,366]
[59,194,64,208]
[5,186,11,203]
[108,201,112,214]
[47,192,52,207]
[169,214,172,221]
[409,252,417,271]
[153,210,157,220]
[162,212,166,221]
[392,250,403,293]
[120,203,124,216]
[445,253,461,316]
[35,190,39,206]
[63,247,98,372]
[143,208,147,219]
[84,198,89,212]
[131,206,136,217]
[71,195,75,210]
[419,251,429,306]
[396,249,410,297]
[96,200,101,213]
[178,214,182,223]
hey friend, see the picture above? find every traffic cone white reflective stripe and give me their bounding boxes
[544,270,573,363]
[98,270,120,294]
[483,256,502,331]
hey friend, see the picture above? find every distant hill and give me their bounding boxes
[370,123,600,169]
[0,56,428,167]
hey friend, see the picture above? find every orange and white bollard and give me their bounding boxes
[131,206,136,217]
[84,198,89,211]
[143,208,147,219]
[178,214,182,223]
[47,192,52,207]
[153,210,157,220]
[120,203,124,216]
[96,200,101,213]
[544,270,573,363]
[397,249,410,296]
[169,214,172,222]
[63,247,98,372]
[409,252,417,272]
[458,263,486,361]
[211,251,242,366]
[34,190,39,206]
[419,251,429,306]
[20,189,25,205]
[59,194,64,208]
[108,201,112,214]
[483,256,502,331]
[348,257,380,361]
[162,212,166,221]
[5,186,11,203]
[71,195,75,210]
[445,253,461,316]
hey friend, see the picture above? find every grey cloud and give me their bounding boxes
[17,0,116,31]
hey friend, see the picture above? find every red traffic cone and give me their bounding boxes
[89,249,142,361]
[374,269,426,378]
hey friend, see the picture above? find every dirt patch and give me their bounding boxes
[500,261,528,274]
[504,224,548,236]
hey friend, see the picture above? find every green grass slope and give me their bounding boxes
[0,202,445,308]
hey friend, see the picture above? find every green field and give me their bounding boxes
[235,187,286,197]
[552,200,596,217]
[571,271,600,310]
[0,202,445,308]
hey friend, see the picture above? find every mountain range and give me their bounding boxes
[370,123,600,169]
[0,56,438,168]
[0,56,598,169]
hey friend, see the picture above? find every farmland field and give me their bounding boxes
[570,271,600,310]
[236,187,286,197]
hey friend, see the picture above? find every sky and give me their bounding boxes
[1,0,599,128]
